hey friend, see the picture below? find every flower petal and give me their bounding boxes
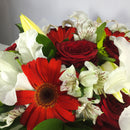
[57,95,80,110]
[20,103,37,126]
[15,73,34,91]
[54,103,75,122]
[22,59,44,89]
[119,106,130,130]
[16,90,35,105]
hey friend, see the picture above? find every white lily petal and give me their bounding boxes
[104,67,130,94]
[119,106,130,130]
[16,29,45,63]
[112,37,130,80]
[0,51,22,72]
[0,88,17,106]
[0,51,22,105]
[15,73,34,90]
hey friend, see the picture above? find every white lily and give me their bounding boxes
[59,65,81,97]
[0,106,25,129]
[102,37,130,102]
[119,106,130,130]
[0,51,22,106]
[70,11,100,43]
[79,61,108,98]
[15,29,45,64]
[76,96,102,124]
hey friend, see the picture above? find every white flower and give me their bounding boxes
[0,51,22,106]
[59,65,81,97]
[119,106,130,130]
[15,29,45,63]
[105,37,130,91]
[70,11,100,43]
[0,106,25,129]
[102,37,130,102]
[109,23,129,33]
[79,61,108,98]
[76,96,102,124]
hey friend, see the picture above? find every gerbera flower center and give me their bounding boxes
[35,83,58,108]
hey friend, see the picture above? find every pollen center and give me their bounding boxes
[35,83,58,108]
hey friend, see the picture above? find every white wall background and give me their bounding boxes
[0,0,130,45]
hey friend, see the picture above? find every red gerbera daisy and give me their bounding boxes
[47,26,76,45]
[16,58,80,130]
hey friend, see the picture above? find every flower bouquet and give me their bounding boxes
[0,11,130,130]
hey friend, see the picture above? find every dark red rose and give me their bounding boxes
[103,37,119,65]
[103,27,130,65]
[94,93,130,130]
[47,26,76,45]
[5,43,17,51]
[55,40,98,68]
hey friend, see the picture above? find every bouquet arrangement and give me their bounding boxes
[0,11,130,130]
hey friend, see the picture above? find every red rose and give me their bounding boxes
[55,40,98,68]
[103,27,130,65]
[103,37,119,65]
[94,93,130,130]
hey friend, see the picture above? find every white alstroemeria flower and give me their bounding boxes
[59,65,81,97]
[0,106,25,129]
[70,11,100,43]
[76,96,102,124]
[109,23,129,33]
[119,106,130,130]
[0,51,22,106]
[79,61,108,98]
[15,29,45,64]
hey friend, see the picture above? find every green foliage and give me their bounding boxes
[96,22,106,44]
[36,33,56,61]
[15,23,24,33]
[34,118,93,130]
[33,119,64,130]
[0,104,14,113]
[96,22,116,64]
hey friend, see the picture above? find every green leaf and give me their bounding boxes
[15,23,24,33]
[0,104,14,113]
[65,119,93,130]
[33,119,64,130]
[98,52,116,63]
[96,22,106,43]
[36,33,56,61]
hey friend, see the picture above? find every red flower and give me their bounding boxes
[104,27,130,65]
[56,40,98,68]
[105,27,130,41]
[47,26,76,45]
[5,43,17,51]
[103,37,119,65]
[16,58,80,130]
[94,93,130,130]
